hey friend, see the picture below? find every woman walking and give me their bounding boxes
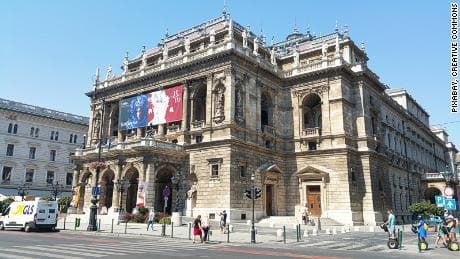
[192,215,203,244]
[202,217,210,243]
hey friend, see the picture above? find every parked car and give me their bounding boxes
[425,215,443,226]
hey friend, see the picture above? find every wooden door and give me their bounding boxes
[306,185,321,217]
[266,185,273,216]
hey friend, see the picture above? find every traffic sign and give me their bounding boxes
[444,187,454,198]
[445,198,457,210]
[92,186,101,196]
[435,195,445,208]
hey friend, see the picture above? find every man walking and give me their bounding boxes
[219,210,227,233]
[146,211,156,231]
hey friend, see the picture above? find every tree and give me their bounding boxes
[409,201,443,217]
[58,196,72,213]
[0,198,14,213]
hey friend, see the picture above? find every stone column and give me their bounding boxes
[144,163,156,210]
[189,97,195,125]
[181,84,189,130]
[72,168,80,187]
[111,163,123,212]
[224,68,234,123]
[158,124,165,136]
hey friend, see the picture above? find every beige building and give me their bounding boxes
[72,14,457,225]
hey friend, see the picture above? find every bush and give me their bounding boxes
[409,201,443,218]
[159,216,171,225]
[0,198,14,213]
[58,196,72,213]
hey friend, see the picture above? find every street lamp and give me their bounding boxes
[87,99,105,231]
[50,181,64,201]
[17,184,29,201]
[114,176,128,213]
[250,172,256,244]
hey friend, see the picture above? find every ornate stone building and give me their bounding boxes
[0,98,88,198]
[72,14,457,225]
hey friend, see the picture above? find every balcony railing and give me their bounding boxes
[191,120,205,129]
[75,138,184,156]
[422,172,445,180]
[302,127,321,137]
[166,124,181,134]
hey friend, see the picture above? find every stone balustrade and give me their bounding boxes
[302,127,320,137]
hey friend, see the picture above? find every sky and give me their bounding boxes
[1,1,458,144]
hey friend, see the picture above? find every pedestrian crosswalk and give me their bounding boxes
[0,238,223,259]
[300,239,387,252]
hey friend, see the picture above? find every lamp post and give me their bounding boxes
[50,181,64,201]
[87,99,105,231]
[250,171,256,244]
[17,184,29,201]
[114,176,128,213]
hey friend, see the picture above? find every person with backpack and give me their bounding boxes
[435,219,448,248]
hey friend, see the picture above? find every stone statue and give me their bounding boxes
[123,56,129,75]
[184,37,190,53]
[293,47,299,67]
[253,37,259,56]
[214,83,225,118]
[270,47,276,65]
[235,87,244,122]
[242,29,248,48]
[322,42,327,58]
[105,65,113,80]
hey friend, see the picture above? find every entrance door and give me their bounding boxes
[266,185,273,216]
[306,185,321,217]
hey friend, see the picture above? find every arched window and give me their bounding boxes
[302,94,321,129]
[34,128,39,137]
[54,131,59,141]
[69,134,73,143]
[50,131,54,140]
[73,135,77,143]
[30,127,35,137]
[7,123,13,133]
[13,124,18,134]
[192,84,207,123]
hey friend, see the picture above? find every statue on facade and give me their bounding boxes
[242,29,248,48]
[253,37,259,56]
[105,65,113,80]
[322,42,328,59]
[235,86,244,122]
[184,37,190,53]
[214,82,225,119]
[122,53,129,75]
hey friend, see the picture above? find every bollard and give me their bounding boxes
[283,225,286,244]
[208,230,212,242]
[111,219,114,233]
[124,221,128,234]
[161,223,166,236]
[398,230,403,249]
[317,217,321,231]
[74,219,77,231]
[97,219,101,232]
[63,217,66,230]
[171,221,174,238]
[227,225,230,243]
[188,223,192,240]
[296,224,300,242]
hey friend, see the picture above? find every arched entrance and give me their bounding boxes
[296,165,331,218]
[424,187,442,204]
[155,166,175,215]
[125,168,139,213]
[256,163,282,217]
[99,169,115,213]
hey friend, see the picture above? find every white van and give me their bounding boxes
[0,200,58,232]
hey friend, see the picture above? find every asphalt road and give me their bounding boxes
[0,229,458,259]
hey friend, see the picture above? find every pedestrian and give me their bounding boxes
[146,211,155,231]
[192,215,203,244]
[435,219,448,248]
[202,216,210,243]
[415,215,427,244]
[219,210,227,233]
[383,209,395,239]
[302,206,309,225]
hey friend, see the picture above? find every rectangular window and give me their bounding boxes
[50,150,56,161]
[25,169,34,183]
[2,166,12,182]
[6,144,14,156]
[66,172,73,186]
[239,165,246,178]
[46,171,55,184]
[69,152,75,164]
[50,131,54,140]
[211,164,219,177]
[29,147,36,159]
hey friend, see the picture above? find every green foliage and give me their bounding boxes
[40,196,54,201]
[159,216,171,225]
[137,206,149,216]
[58,196,72,213]
[409,201,443,217]
[0,198,14,213]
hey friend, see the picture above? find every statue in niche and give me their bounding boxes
[105,65,113,80]
[214,82,225,120]
[235,86,244,122]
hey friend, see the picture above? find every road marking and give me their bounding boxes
[0,252,36,259]
[2,248,83,259]
[33,245,119,257]
[214,247,339,259]
[303,240,337,247]
[360,244,386,251]
[60,244,144,254]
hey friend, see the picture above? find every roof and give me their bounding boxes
[0,97,89,126]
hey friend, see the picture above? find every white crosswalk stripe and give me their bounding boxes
[302,239,384,251]
[6,238,224,258]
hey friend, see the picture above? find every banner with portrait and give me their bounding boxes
[119,85,183,130]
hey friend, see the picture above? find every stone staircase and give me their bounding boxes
[256,216,343,228]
